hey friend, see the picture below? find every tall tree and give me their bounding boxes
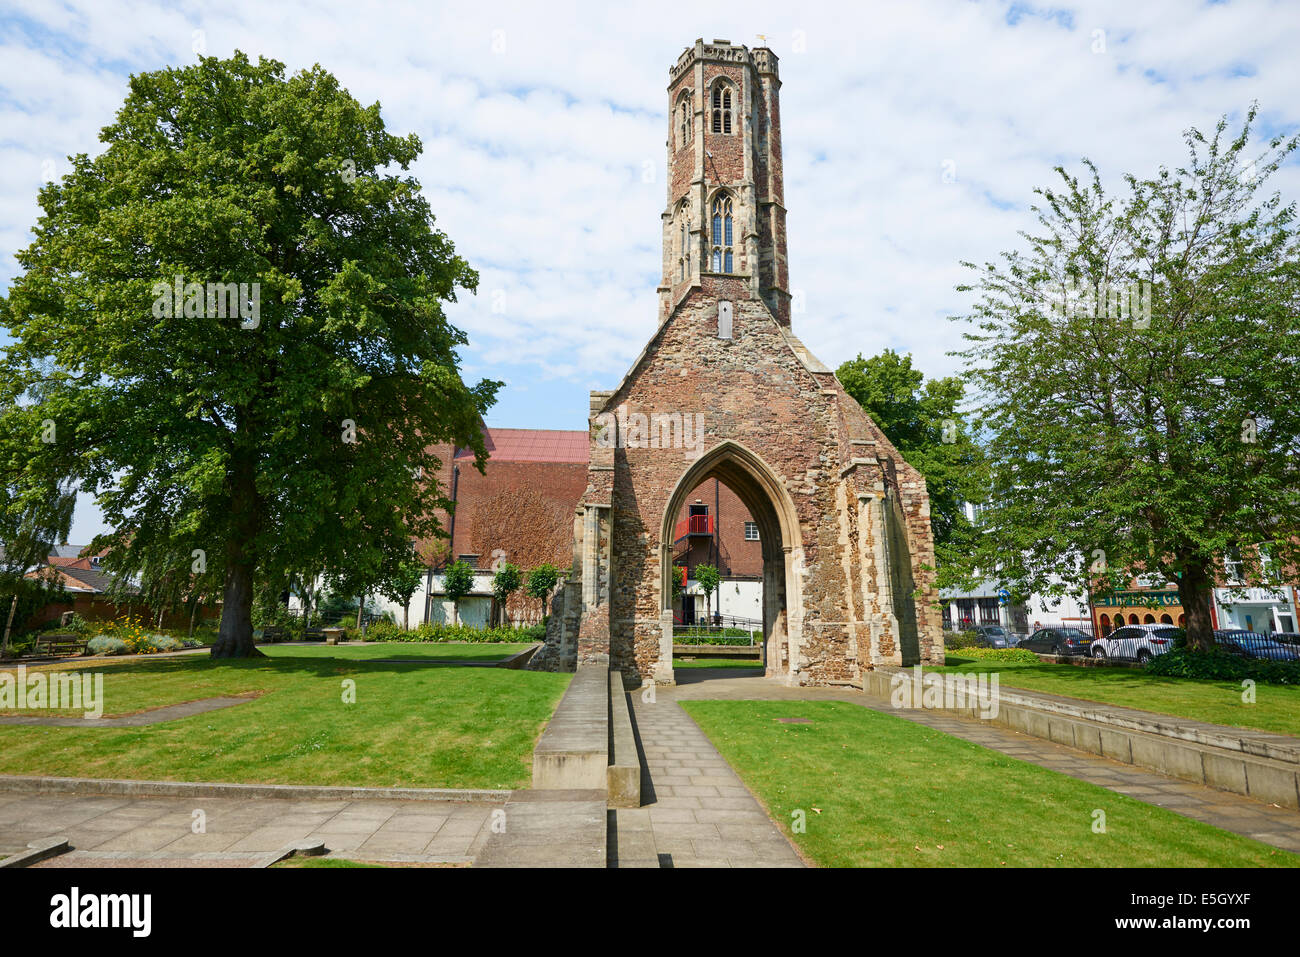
[442,560,474,626]
[954,106,1300,652]
[694,564,721,625]
[0,54,498,657]
[525,563,560,622]
[490,561,522,627]
[380,556,426,631]
[837,350,987,585]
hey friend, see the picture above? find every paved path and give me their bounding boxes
[665,669,1300,855]
[0,790,499,865]
[0,696,254,727]
[612,686,804,868]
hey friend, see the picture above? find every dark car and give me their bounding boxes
[971,625,1014,649]
[1017,627,1093,656]
[1213,629,1300,662]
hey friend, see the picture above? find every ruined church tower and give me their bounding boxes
[660,39,790,326]
[530,40,944,687]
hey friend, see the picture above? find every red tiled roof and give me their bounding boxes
[456,428,588,464]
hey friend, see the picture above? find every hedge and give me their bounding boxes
[1144,647,1300,685]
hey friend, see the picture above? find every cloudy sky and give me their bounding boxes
[2,0,1297,541]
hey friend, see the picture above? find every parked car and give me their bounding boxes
[1213,629,1300,662]
[971,625,1014,649]
[1092,623,1181,663]
[1018,627,1093,656]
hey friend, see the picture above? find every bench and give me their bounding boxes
[30,634,88,658]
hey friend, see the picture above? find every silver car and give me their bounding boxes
[1092,623,1180,663]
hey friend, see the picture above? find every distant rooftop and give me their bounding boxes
[456,428,588,464]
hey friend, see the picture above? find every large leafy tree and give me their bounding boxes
[837,349,987,585]
[954,106,1300,652]
[0,53,498,657]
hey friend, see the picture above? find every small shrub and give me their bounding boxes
[518,622,547,642]
[944,629,978,650]
[361,620,401,642]
[142,634,184,653]
[1145,647,1300,685]
[87,636,129,656]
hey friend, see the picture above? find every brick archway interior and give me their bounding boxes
[658,442,802,682]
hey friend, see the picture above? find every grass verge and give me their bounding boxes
[681,699,1298,867]
[0,656,568,790]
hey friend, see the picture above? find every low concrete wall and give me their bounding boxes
[532,665,608,791]
[864,668,1300,810]
[499,642,543,669]
[607,670,640,808]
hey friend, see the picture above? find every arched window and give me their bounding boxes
[1160,614,1173,624]
[1099,614,1111,636]
[678,220,686,280]
[711,84,732,134]
[710,194,734,273]
[677,92,693,149]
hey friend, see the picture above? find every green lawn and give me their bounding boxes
[263,642,533,662]
[935,657,1300,738]
[0,656,568,789]
[682,700,1298,868]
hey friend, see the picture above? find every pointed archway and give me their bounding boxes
[655,440,804,685]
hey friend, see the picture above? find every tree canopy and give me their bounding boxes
[954,106,1300,650]
[0,53,499,656]
[837,349,987,586]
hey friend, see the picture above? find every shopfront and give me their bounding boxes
[1213,586,1297,635]
[1092,588,1193,636]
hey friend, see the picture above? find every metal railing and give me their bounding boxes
[674,514,714,540]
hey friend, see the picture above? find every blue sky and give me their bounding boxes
[1,0,1297,542]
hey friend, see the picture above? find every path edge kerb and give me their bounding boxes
[0,775,511,803]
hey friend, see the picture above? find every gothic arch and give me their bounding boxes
[656,440,804,682]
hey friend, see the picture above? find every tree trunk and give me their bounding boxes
[356,595,364,630]
[210,446,264,659]
[2,594,16,658]
[403,600,409,631]
[452,600,459,626]
[210,560,261,657]
[188,596,198,639]
[1176,558,1216,653]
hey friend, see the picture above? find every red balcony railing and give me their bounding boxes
[674,514,714,540]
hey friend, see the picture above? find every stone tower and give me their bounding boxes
[530,39,944,687]
[661,38,790,326]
